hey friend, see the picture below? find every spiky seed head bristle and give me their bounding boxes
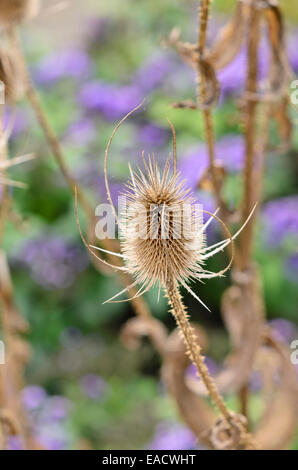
[0,48,25,103]
[119,155,206,290]
[0,0,39,26]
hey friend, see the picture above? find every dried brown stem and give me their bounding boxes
[238,5,261,270]
[166,276,232,421]
[197,2,224,211]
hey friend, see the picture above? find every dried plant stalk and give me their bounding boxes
[166,276,231,421]
[8,27,152,320]
[238,5,262,270]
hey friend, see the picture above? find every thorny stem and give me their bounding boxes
[239,5,261,270]
[197,1,225,212]
[166,276,232,421]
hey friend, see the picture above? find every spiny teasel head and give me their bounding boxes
[119,154,207,292]
[0,0,40,27]
[0,48,25,103]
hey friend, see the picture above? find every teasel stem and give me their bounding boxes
[238,4,261,270]
[197,1,225,213]
[166,276,232,421]
[0,109,11,245]
[166,279,259,449]
[9,27,152,320]
[7,27,94,221]
[0,102,30,449]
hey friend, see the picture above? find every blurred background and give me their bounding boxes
[3,0,298,450]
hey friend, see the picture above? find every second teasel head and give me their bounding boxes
[0,0,40,27]
[0,48,25,103]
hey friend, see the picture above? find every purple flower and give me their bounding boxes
[138,123,168,147]
[262,196,298,247]
[216,135,245,172]
[35,50,92,86]
[6,436,25,450]
[179,145,208,189]
[284,254,298,283]
[249,370,262,393]
[38,430,69,451]
[64,118,96,146]
[79,81,142,120]
[218,50,247,97]
[287,30,298,73]
[80,374,107,400]
[16,236,89,289]
[4,107,29,140]
[22,385,47,410]
[133,55,172,93]
[179,135,244,189]
[42,396,72,422]
[148,422,197,450]
[269,318,297,343]
[218,39,271,99]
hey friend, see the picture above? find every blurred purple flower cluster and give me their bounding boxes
[218,33,298,99]
[147,422,197,450]
[16,237,89,289]
[179,135,244,189]
[34,50,93,86]
[20,386,73,450]
[262,196,298,248]
[64,117,96,146]
[285,254,298,283]
[80,373,107,400]
[269,318,297,344]
[79,55,171,120]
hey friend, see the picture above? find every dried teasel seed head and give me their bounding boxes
[0,0,40,27]
[0,48,25,103]
[120,155,207,291]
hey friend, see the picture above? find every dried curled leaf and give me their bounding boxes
[207,1,250,70]
[197,59,220,109]
[165,30,219,108]
[264,3,290,100]
[120,316,168,355]
[270,97,292,152]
